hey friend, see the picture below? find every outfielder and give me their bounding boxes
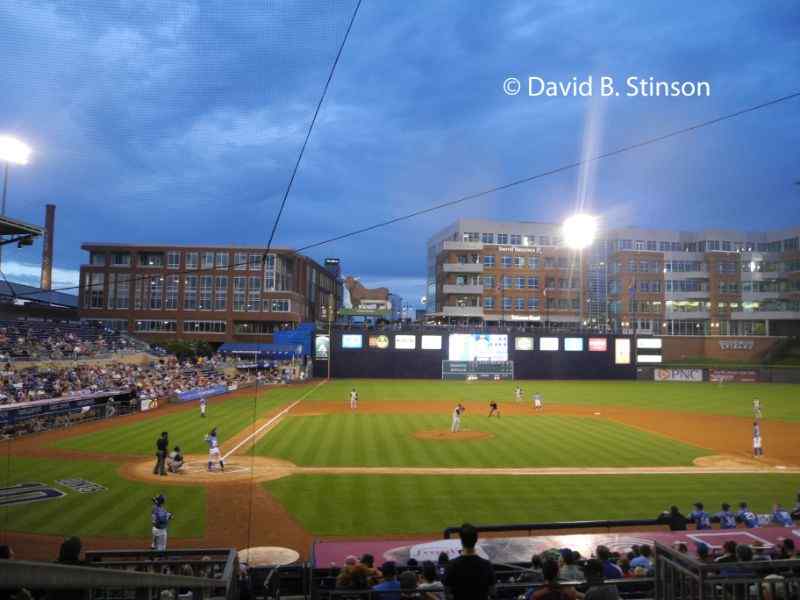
[752,398,762,419]
[451,403,465,432]
[514,386,522,402]
[206,427,224,471]
[350,388,358,410]
[533,392,543,410]
[150,494,173,551]
[200,397,207,418]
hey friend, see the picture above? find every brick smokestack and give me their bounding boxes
[40,204,55,290]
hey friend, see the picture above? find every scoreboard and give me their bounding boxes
[442,360,514,380]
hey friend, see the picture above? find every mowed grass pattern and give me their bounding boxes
[53,386,306,455]
[301,379,800,421]
[265,473,800,536]
[256,414,707,467]
[2,457,206,538]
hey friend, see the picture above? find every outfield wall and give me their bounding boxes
[315,332,638,380]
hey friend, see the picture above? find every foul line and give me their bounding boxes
[222,379,328,460]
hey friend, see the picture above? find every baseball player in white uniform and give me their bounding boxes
[350,388,358,410]
[753,399,762,419]
[451,403,465,432]
[533,392,543,410]
[753,421,763,457]
[514,386,523,402]
[206,427,224,471]
[200,397,207,418]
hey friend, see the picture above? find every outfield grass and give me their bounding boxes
[265,473,800,536]
[302,379,800,421]
[1,457,206,539]
[256,414,708,467]
[53,386,302,455]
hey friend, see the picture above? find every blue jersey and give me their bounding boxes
[207,434,218,450]
[737,508,759,528]
[716,510,737,529]
[152,505,171,529]
[690,509,711,530]
[773,509,793,527]
[753,423,761,437]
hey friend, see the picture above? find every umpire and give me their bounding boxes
[153,431,169,476]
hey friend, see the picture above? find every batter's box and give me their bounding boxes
[182,461,250,475]
[687,531,773,549]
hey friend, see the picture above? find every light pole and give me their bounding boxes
[0,135,33,269]
[562,214,597,335]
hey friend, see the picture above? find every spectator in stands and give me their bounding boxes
[791,492,800,521]
[629,545,652,572]
[558,550,583,582]
[373,561,401,600]
[56,537,83,565]
[695,543,712,564]
[0,545,13,559]
[443,523,495,600]
[657,506,688,531]
[581,558,620,600]
[776,538,796,560]
[399,571,418,600]
[715,541,738,564]
[528,559,583,600]
[360,553,382,586]
[418,561,444,600]
[595,546,622,580]
[689,502,711,530]
[436,552,449,579]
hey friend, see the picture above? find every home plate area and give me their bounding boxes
[183,461,250,475]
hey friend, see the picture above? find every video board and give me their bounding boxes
[448,334,508,362]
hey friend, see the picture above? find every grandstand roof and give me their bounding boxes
[0,280,78,308]
[0,215,43,237]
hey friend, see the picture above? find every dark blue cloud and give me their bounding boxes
[0,0,797,305]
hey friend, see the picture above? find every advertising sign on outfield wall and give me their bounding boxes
[709,369,759,383]
[654,368,703,382]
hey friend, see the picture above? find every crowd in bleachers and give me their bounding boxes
[0,319,148,362]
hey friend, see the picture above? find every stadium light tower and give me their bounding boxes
[562,214,598,331]
[0,135,33,216]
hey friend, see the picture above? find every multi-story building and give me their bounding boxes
[427,219,800,335]
[78,243,341,344]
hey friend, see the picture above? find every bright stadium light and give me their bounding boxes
[562,213,598,250]
[0,135,32,165]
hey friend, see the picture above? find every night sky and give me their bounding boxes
[0,1,797,305]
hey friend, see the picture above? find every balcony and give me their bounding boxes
[442,284,483,295]
[442,263,483,274]
[443,240,483,251]
[443,306,484,318]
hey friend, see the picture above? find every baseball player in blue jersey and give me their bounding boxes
[689,502,711,530]
[737,502,759,528]
[151,494,173,551]
[206,427,224,472]
[772,504,793,527]
[716,503,737,529]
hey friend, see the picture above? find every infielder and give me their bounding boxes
[752,398,762,419]
[752,421,763,457]
[488,400,500,418]
[206,427,224,471]
[533,392,543,410]
[514,386,522,402]
[350,388,358,410]
[150,494,173,551]
[200,397,207,418]
[451,403,465,432]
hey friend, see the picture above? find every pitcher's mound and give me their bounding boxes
[693,454,768,469]
[413,430,493,441]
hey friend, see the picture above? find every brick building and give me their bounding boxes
[427,219,800,335]
[78,243,341,344]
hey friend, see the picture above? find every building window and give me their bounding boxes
[483,297,494,309]
[502,297,512,310]
[249,254,263,271]
[247,276,262,312]
[234,252,247,270]
[233,277,246,311]
[500,256,513,268]
[183,320,226,334]
[183,275,198,310]
[201,252,214,269]
[186,252,199,270]
[514,257,525,268]
[527,277,538,289]
[167,251,180,269]
[515,297,524,310]
[501,276,511,289]
[140,253,164,267]
[199,276,213,310]
[510,234,521,245]
[135,320,176,333]
[527,297,539,310]
[215,276,228,311]
[84,272,105,308]
[116,274,130,309]
[481,233,494,244]
[646,241,657,251]
[483,255,495,267]
[111,253,130,267]
[482,275,495,289]
[527,256,540,269]
[515,277,525,289]
[270,299,290,312]
[544,257,555,268]
[165,275,179,310]
[215,252,229,269]
[463,232,479,242]
[148,276,163,310]
[497,233,508,245]
[90,252,106,266]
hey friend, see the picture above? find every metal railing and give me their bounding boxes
[654,541,800,600]
[443,518,663,538]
